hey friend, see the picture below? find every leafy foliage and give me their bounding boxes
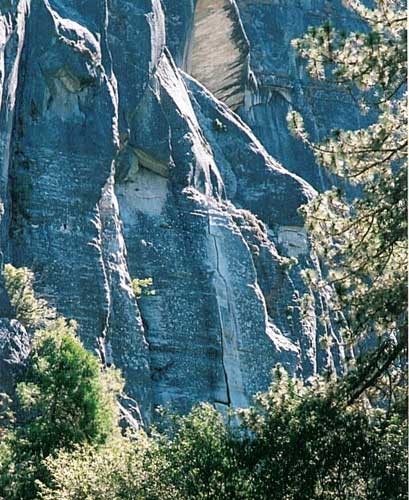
[15,319,120,454]
[287,0,407,405]
[131,277,156,299]
[38,368,407,500]
[151,404,243,499]
[38,433,163,500]
[0,265,405,499]
[0,300,121,499]
[4,264,55,330]
[39,406,241,500]
[237,368,407,500]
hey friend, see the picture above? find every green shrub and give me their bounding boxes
[237,368,407,499]
[0,317,122,499]
[131,277,155,298]
[3,264,54,329]
[38,433,165,500]
[39,368,407,500]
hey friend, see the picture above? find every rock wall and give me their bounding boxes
[168,0,366,190]
[0,0,352,423]
[186,0,249,110]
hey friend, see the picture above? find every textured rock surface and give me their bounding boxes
[167,0,366,190]
[0,0,353,422]
[186,0,249,110]
[0,319,30,394]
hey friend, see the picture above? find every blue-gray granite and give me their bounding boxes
[0,0,354,424]
[0,319,30,395]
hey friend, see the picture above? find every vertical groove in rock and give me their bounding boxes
[99,175,152,424]
[209,214,246,408]
[0,1,31,314]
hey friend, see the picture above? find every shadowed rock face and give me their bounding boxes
[0,319,30,395]
[0,0,351,423]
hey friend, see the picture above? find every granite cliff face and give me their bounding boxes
[0,0,354,423]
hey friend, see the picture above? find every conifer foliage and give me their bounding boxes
[0,267,121,500]
[287,0,407,405]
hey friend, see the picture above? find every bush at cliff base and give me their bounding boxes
[37,368,407,500]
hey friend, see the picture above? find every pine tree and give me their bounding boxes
[288,0,407,406]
